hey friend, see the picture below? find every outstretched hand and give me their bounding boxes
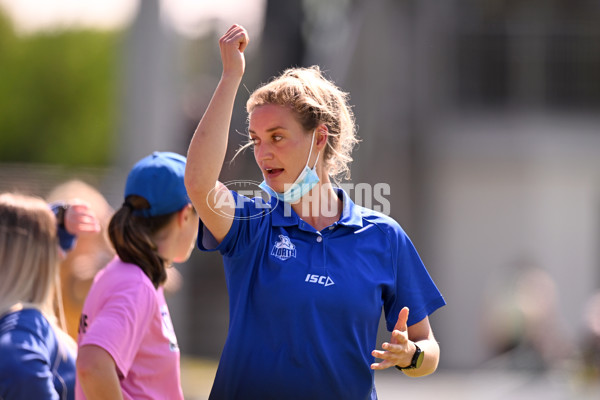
[219,24,249,79]
[371,307,414,370]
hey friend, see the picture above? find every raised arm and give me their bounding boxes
[184,24,249,243]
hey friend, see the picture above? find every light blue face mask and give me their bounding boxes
[259,129,320,203]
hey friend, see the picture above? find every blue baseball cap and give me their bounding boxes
[124,151,190,217]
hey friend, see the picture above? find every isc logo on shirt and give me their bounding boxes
[305,274,335,287]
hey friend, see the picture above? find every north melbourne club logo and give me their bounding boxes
[271,235,297,261]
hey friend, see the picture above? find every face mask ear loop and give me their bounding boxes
[305,129,316,169]
[312,151,320,170]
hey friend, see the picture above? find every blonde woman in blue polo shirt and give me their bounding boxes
[185,24,446,400]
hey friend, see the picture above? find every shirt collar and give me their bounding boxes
[336,187,363,228]
[270,187,363,229]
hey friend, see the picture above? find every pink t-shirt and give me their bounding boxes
[75,257,183,400]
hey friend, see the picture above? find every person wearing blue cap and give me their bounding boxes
[75,152,198,400]
[185,25,446,400]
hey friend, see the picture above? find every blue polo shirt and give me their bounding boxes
[0,308,76,400]
[199,188,445,400]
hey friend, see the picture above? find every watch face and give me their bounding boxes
[415,347,425,369]
[396,344,425,370]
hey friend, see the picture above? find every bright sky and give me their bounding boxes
[0,0,266,37]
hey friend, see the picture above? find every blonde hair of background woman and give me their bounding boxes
[0,192,76,353]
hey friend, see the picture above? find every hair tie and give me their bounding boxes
[122,201,134,210]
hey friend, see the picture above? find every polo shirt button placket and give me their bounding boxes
[316,236,323,243]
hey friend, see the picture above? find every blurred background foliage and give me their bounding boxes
[0,9,119,166]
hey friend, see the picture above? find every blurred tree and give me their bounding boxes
[0,10,120,166]
[258,0,305,78]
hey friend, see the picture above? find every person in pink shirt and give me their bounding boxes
[75,152,199,400]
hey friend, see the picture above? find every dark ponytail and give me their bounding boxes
[108,195,175,288]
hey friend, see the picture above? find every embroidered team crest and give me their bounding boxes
[271,234,297,261]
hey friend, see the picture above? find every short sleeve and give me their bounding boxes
[0,324,59,399]
[384,224,446,330]
[197,191,271,259]
[79,280,156,376]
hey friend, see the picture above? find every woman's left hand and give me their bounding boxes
[370,307,415,369]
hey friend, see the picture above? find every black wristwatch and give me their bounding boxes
[55,204,69,229]
[395,343,424,370]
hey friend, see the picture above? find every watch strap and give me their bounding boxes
[55,204,69,229]
[395,343,424,370]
